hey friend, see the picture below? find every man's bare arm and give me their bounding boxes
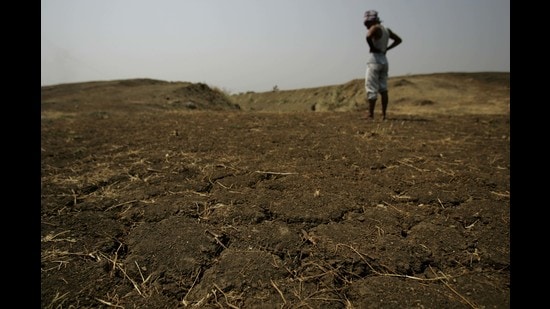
[367,25,382,40]
[386,29,402,51]
[366,25,384,53]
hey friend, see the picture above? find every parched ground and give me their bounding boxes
[41,74,510,308]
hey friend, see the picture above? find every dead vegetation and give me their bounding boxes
[231,72,510,115]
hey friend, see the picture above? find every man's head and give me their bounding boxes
[364,10,380,28]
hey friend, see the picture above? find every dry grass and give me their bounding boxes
[231,72,509,115]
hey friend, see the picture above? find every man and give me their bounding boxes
[363,10,402,120]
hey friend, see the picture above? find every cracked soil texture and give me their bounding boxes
[41,75,509,308]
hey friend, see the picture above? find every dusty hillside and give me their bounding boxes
[41,72,509,117]
[231,72,510,115]
[41,78,240,116]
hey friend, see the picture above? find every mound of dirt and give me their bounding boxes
[41,79,240,115]
[231,72,510,115]
[41,72,509,116]
[169,83,241,110]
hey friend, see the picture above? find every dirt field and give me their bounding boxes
[41,73,509,308]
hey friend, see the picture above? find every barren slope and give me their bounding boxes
[231,72,510,115]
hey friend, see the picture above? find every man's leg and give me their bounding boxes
[379,64,389,120]
[380,91,388,120]
[365,63,380,120]
[368,98,376,118]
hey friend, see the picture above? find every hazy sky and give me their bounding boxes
[41,0,510,93]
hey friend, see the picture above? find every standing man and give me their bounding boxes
[364,10,402,120]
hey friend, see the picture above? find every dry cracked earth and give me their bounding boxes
[41,76,510,308]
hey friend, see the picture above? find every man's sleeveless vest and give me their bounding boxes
[372,25,390,53]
